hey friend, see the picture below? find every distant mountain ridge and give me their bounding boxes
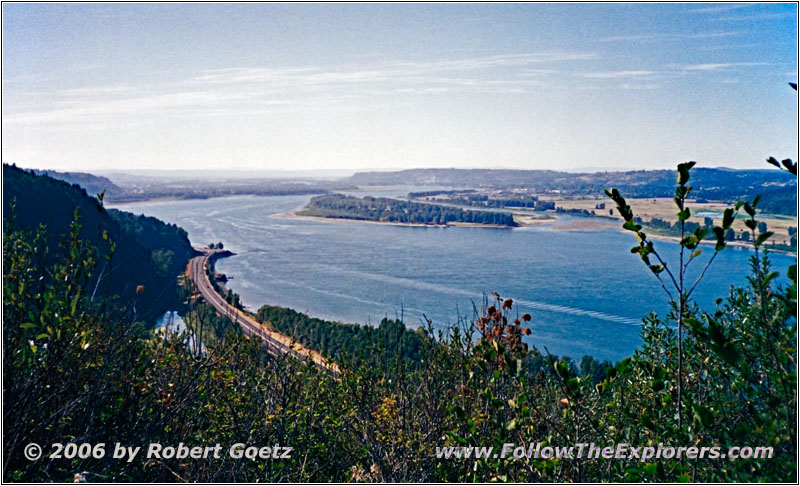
[32,168,123,198]
[344,167,796,206]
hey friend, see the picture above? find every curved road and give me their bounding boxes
[187,248,339,374]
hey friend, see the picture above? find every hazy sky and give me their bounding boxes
[2,3,797,173]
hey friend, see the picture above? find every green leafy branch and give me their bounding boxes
[605,161,741,432]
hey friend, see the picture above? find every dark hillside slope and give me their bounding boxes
[33,169,124,199]
[3,164,193,322]
[107,209,195,279]
[758,185,798,216]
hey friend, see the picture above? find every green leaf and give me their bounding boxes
[567,377,581,393]
[71,293,80,316]
[680,235,698,249]
[693,227,708,240]
[744,202,755,218]
[450,405,466,420]
[782,158,797,174]
[20,323,37,330]
[554,360,570,379]
[677,162,695,185]
[651,379,665,392]
[677,168,688,185]
[685,317,705,336]
[755,231,774,247]
[692,403,714,428]
[721,208,734,229]
[677,473,691,482]
[622,220,641,232]
[445,431,468,445]
[714,341,741,366]
[690,249,702,259]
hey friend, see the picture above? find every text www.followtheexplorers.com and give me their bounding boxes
[435,443,774,462]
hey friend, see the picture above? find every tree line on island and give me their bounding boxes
[300,193,517,226]
[408,190,556,211]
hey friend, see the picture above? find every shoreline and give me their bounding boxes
[275,209,796,255]
[636,230,796,255]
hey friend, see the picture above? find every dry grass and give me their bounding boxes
[551,196,796,245]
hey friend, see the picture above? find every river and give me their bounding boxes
[114,193,795,362]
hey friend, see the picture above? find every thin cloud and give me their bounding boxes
[686,4,752,14]
[581,70,655,79]
[5,52,596,126]
[599,31,740,43]
[619,83,659,90]
[716,12,796,21]
[191,52,596,87]
[679,62,768,72]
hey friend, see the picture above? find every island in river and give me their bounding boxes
[291,193,554,228]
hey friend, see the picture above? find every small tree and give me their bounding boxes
[605,161,740,432]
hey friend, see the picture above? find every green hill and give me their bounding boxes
[32,168,123,198]
[3,164,193,322]
[758,185,797,216]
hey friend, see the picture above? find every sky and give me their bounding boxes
[2,3,797,173]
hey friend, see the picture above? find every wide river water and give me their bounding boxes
[114,193,796,362]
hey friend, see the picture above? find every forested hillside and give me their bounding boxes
[107,209,194,280]
[758,185,798,215]
[32,169,124,200]
[3,164,193,322]
[256,305,426,365]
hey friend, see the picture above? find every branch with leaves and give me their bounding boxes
[605,161,741,432]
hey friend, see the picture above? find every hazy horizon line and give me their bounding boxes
[9,162,786,177]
